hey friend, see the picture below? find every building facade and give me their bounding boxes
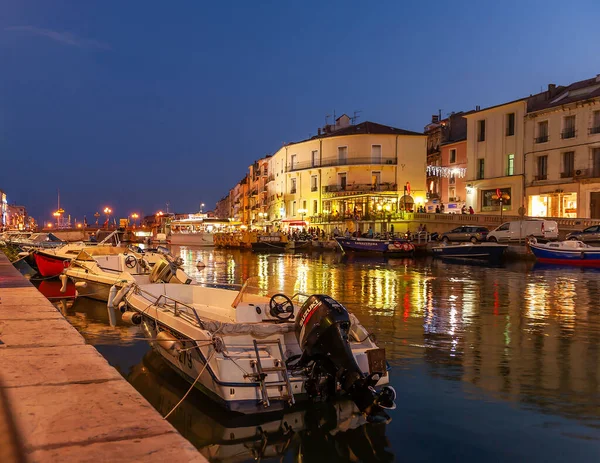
[267,119,426,232]
[6,205,27,230]
[465,100,528,216]
[0,190,7,228]
[525,77,600,219]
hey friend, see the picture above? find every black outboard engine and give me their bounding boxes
[294,295,396,420]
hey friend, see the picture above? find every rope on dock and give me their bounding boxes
[163,349,215,420]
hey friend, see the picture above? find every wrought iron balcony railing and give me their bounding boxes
[286,156,396,172]
[589,126,600,135]
[535,135,549,143]
[561,129,576,139]
[322,183,397,194]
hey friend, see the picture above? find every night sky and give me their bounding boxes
[1,0,598,224]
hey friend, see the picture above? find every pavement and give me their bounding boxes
[0,253,207,463]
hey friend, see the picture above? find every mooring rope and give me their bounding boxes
[163,349,215,420]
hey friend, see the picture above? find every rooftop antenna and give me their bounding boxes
[166,202,170,214]
[351,110,362,125]
[325,114,331,126]
[57,188,60,210]
[333,109,337,122]
[438,109,442,120]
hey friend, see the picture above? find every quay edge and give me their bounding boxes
[0,253,207,463]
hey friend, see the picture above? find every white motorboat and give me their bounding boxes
[119,278,396,418]
[64,247,194,301]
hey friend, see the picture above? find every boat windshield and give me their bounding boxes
[232,276,315,308]
[74,246,140,261]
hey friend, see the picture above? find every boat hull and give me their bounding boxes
[529,243,600,267]
[334,237,414,256]
[432,243,508,260]
[33,251,70,277]
[170,232,214,247]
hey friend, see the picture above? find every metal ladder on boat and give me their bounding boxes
[250,339,295,408]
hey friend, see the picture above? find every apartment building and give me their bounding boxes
[525,76,600,219]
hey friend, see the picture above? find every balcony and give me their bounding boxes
[266,174,275,183]
[289,187,297,194]
[322,182,397,196]
[286,156,396,172]
[561,129,576,139]
[535,135,549,144]
[311,186,318,192]
[426,192,440,200]
[534,174,547,181]
[560,172,574,178]
[589,126,600,135]
[427,146,440,155]
[250,189,258,196]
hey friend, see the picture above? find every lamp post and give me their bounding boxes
[298,208,307,224]
[492,190,511,222]
[94,212,100,225]
[103,207,112,229]
[131,213,139,228]
[200,203,205,213]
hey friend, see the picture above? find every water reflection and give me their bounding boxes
[35,247,600,460]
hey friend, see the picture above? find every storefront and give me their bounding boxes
[528,192,578,218]
[481,187,512,213]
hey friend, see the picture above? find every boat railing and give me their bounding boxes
[133,285,205,329]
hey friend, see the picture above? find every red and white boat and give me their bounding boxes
[33,230,122,277]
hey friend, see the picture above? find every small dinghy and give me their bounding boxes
[118,277,396,418]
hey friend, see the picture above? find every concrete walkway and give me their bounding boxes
[0,253,206,462]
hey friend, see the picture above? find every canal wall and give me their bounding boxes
[0,253,207,463]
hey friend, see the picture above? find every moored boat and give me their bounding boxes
[334,237,415,256]
[528,238,600,267]
[119,278,396,417]
[432,242,508,260]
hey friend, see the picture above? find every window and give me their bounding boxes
[449,175,456,185]
[292,200,296,216]
[371,145,382,163]
[338,146,348,163]
[449,188,456,200]
[506,113,515,136]
[313,200,318,215]
[536,121,548,143]
[302,200,307,210]
[506,154,515,176]
[290,178,297,194]
[482,188,512,212]
[477,159,485,179]
[449,149,456,164]
[562,151,574,177]
[592,111,600,134]
[312,150,319,167]
[311,175,318,192]
[338,173,347,190]
[562,115,576,139]
[594,148,600,177]
[477,120,486,142]
[290,154,297,170]
[536,155,548,180]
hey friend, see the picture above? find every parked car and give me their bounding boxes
[566,225,600,242]
[487,220,558,242]
[438,226,489,243]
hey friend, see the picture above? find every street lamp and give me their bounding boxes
[103,207,112,229]
[200,203,205,213]
[94,212,100,225]
[492,190,511,222]
[131,213,139,228]
[298,208,307,223]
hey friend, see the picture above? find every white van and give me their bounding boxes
[487,220,558,242]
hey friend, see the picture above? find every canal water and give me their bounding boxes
[38,247,600,462]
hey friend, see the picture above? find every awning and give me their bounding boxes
[281,220,308,226]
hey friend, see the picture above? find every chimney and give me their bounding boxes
[432,115,439,123]
[548,83,556,91]
[476,105,481,111]
[318,128,321,135]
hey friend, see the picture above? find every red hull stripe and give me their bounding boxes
[537,257,600,267]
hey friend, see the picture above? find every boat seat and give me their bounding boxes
[201,319,295,338]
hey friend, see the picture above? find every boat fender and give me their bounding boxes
[112,284,131,307]
[121,311,142,325]
[196,260,206,268]
[118,301,127,313]
[107,285,118,309]
[212,336,225,353]
[156,331,183,354]
[74,281,87,288]
[59,274,68,293]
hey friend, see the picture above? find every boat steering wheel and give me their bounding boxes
[269,293,294,321]
[124,255,138,269]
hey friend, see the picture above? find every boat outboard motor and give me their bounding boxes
[295,295,396,420]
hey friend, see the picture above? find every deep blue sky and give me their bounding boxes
[1,0,599,224]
